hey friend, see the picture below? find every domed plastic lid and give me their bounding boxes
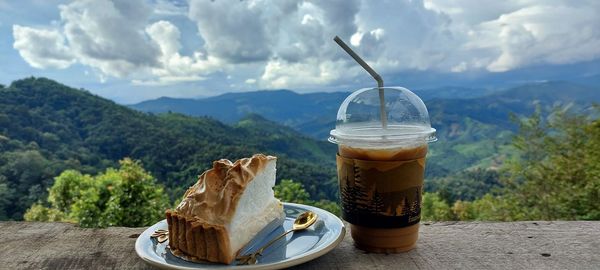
[329,87,436,148]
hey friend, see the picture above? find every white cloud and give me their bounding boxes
[425,0,600,72]
[472,4,600,72]
[12,25,74,69]
[132,75,204,86]
[184,0,365,88]
[188,0,272,63]
[451,62,468,73]
[424,0,525,25]
[10,0,600,90]
[143,20,222,85]
[260,59,353,89]
[152,0,187,16]
[58,0,160,78]
[12,0,219,85]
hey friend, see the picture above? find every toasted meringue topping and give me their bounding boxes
[175,154,276,225]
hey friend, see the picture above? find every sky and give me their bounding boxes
[1,0,600,104]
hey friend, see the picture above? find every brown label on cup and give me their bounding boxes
[336,154,426,228]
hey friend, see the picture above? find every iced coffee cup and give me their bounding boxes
[329,87,436,253]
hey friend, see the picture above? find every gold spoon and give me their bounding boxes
[237,211,318,265]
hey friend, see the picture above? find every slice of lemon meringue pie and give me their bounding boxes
[166,154,284,264]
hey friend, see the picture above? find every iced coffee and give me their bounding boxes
[337,143,427,252]
[329,86,436,253]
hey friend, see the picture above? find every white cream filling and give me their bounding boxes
[227,160,284,255]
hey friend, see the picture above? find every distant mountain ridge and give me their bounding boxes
[425,81,600,176]
[130,86,502,138]
[131,81,600,178]
[429,81,600,133]
[132,89,348,128]
[131,81,600,140]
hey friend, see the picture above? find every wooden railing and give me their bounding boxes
[1,221,598,269]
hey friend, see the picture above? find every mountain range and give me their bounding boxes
[130,86,500,139]
[0,78,338,220]
[131,81,600,176]
[1,77,599,221]
[130,82,599,138]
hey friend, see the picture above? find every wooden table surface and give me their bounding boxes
[1,221,599,269]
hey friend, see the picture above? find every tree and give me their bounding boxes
[24,158,170,228]
[452,107,600,221]
[313,200,341,216]
[452,194,526,221]
[501,107,600,220]
[431,169,502,203]
[48,170,93,213]
[23,203,65,222]
[0,150,57,219]
[274,179,310,204]
[351,167,370,211]
[102,159,170,227]
[340,177,356,213]
[421,192,453,221]
[274,179,341,216]
[370,190,385,214]
[0,176,12,220]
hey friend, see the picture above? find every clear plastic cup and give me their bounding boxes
[329,87,436,253]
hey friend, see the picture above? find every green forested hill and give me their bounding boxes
[130,87,498,139]
[0,77,337,220]
[2,77,598,221]
[130,82,600,179]
[425,81,600,176]
[131,89,349,140]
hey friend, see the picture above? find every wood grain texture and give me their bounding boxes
[1,221,599,270]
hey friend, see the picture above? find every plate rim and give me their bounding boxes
[135,202,346,270]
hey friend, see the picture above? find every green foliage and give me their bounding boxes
[452,194,527,221]
[427,168,502,202]
[0,176,12,220]
[4,77,600,223]
[274,179,341,216]
[431,107,600,221]
[499,107,600,220]
[0,77,337,220]
[0,149,64,220]
[23,203,66,222]
[274,179,311,204]
[48,170,93,213]
[421,192,454,221]
[24,158,169,227]
[312,200,341,217]
[102,159,170,227]
[426,118,514,178]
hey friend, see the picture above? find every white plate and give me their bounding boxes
[135,203,346,269]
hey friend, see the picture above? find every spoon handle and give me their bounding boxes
[237,228,295,263]
[255,229,295,255]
